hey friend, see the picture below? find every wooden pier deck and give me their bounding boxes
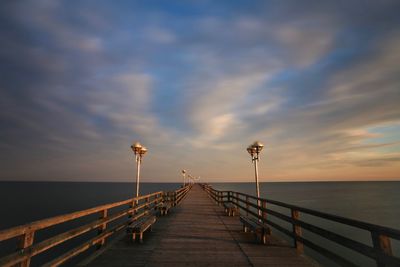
[1,183,399,266]
[84,184,315,267]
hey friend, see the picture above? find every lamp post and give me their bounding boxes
[181,169,186,187]
[247,141,264,217]
[131,142,147,198]
[187,174,196,185]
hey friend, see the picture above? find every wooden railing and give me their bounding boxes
[0,185,192,267]
[174,184,193,205]
[161,184,192,207]
[201,184,400,267]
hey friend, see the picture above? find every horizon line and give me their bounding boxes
[1,179,399,183]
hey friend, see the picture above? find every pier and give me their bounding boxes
[0,184,399,266]
[83,184,313,266]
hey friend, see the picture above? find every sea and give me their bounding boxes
[0,181,399,266]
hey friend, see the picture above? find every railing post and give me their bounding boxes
[291,209,303,253]
[145,196,150,213]
[97,209,108,249]
[167,192,171,204]
[246,196,249,217]
[371,232,393,267]
[174,191,177,205]
[262,200,267,221]
[227,191,231,203]
[131,198,137,216]
[174,192,177,206]
[17,230,35,267]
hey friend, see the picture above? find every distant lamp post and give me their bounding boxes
[131,142,147,198]
[181,169,186,187]
[190,175,200,184]
[247,141,264,217]
[188,174,194,185]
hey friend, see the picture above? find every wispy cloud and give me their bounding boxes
[186,72,271,148]
[0,0,399,181]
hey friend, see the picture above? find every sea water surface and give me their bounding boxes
[0,181,399,266]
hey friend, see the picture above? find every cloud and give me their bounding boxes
[273,22,335,67]
[185,71,273,148]
[145,27,176,44]
[190,14,337,69]
[248,32,400,174]
[1,1,400,181]
[87,72,171,142]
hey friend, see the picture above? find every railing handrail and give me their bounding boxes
[0,185,193,267]
[175,185,192,194]
[174,184,193,205]
[200,183,400,267]
[0,191,162,242]
[213,189,400,239]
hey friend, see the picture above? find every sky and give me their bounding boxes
[0,0,400,182]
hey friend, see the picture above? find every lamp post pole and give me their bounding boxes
[254,154,260,200]
[135,153,141,198]
[182,169,186,187]
[131,142,147,199]
[247,141,264,219]
[188,174,194,185]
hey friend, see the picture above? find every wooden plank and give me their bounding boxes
[291,209,304,253]
[43,222,128,267]
[0,191,163,242]
[0,208,134,267]
[85,184,315,267]
[372,232,394,267]
[205,186,400,267]
[0,196,162,267]
[229,191,400,239]
[97,209,108,248]
[17,231,34,267]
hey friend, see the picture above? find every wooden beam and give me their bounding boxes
[291,209,303,253]
[0,191,162,242]
[372,232,393,267]
[17,231,34,267]
[97,209,108,249]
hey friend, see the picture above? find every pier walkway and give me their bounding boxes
[84,184,314,266]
